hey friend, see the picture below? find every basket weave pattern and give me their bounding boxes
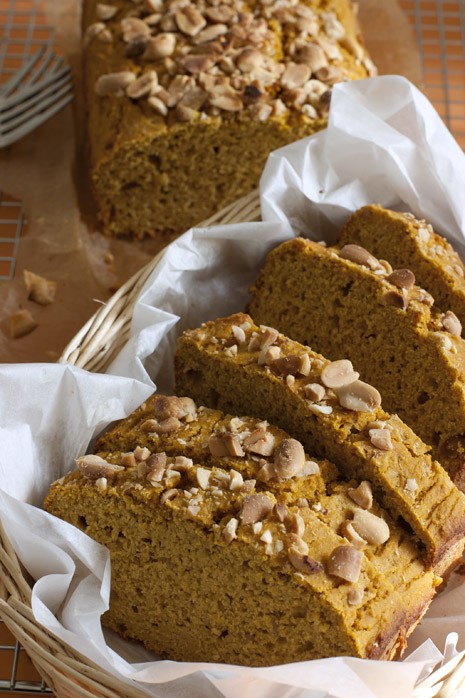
[1,189,465,697]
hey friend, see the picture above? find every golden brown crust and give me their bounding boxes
[45,396,437,664]
[174,312,465,571]
[339,205,465,328]
[82,0,374,237]
[249,237,465,489]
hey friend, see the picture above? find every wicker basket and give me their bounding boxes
[1,189,465,698]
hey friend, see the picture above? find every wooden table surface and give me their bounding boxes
[1,0,465,695]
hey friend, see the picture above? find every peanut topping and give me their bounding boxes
[347,589,364,606]
[281,62,311,89]
[442,310,462,337]
[126,71,158,99]
[275,501,288,522]
[223,517,239,543]
[256,462,275,482]
[143,33,176,59]
[243,428,275,456]
[303,460,320,475]
[258,345,281,366]
[288,549,323,574]
[209,85,242,112]
[274,439,305,479]
[121,452,137,468]
[335,380,381,413]
[327,545,363,583]
[237,48,264,72]
[91,0,370,120]
[321,359,360,389]
[339,244,380,271]
[95,477,108,492]
[153,395,182,419]
[387,268,416,290]
[141,417,181,433]
[160,488,178,503]
[95,71,136,96]
[352,509,390,545]
[304,383,326,402]
[240,494,273,525]
[295,43,327,72]
[204,5,235,23]
[297,354,310,376]
[146,452,167,483]
[196,467,211,489]
[369,428,393,451]
[145,0,163,12]
[286,512,305,537]
[195,23,228,43]
[76,455,124,480]
[307,403,333,416]
[179,397,197,418]
[272,354,303,376]
[348,481,373,510]
[381,290,408,310]
[405,478,418,493]
[121,17,150,42]
[181,53,215,75]
[96,3,117,21]
[84,22,107,45]
[231,324,246,344]
[378,259,393,275]
[229,469,244,491]
[339,520,367,549]
[134,446,151,461]
[148,95,168,116]
[258,325,279,349]
[208,431,244,457]
[175,7,207,36]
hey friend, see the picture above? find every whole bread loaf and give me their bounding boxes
[83,0,375,238]
[45,395,439,665]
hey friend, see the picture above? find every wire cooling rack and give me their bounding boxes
[0,0,51,284]
[0,193,28,282]
[401,0,465,148]
[1,0,465,695]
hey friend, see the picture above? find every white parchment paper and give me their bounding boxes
[2,76,465,697]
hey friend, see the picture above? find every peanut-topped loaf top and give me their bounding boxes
[45,395,438,664]
[248,237,465,488]
[175,312,465,572]
[339,205,465,329]
[83,0,375,237]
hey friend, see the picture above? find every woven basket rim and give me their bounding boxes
[2,187,465,697]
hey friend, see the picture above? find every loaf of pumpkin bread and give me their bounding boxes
[339,205,465,329]
[174,313,465,572]
[83,0,375,238]
[45,395,439,664]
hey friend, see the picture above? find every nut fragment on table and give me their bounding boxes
[9,309,38,339]
[23,270,57,305]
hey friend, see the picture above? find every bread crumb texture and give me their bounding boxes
[175,313,465,571]
[45,394,439,665]
[248,231,465,490]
